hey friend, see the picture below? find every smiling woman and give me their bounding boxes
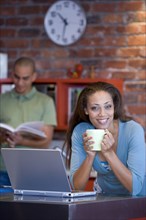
[63,81,146,196]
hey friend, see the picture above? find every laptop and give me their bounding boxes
[1,148,97,198]
[14,194,97,203]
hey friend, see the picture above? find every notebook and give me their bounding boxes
[1,148,97,198]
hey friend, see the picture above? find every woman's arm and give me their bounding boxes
[101,126,145,194]
[71,131,96,190]
[73,153,95,190]
[104,149,133,192]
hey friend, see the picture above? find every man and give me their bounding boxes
[0,57,57,186]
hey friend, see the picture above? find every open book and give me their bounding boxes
[0,121,47,144]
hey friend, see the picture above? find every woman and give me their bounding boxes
[64,81,145,196]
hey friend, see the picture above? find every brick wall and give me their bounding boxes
[0,0,146,134]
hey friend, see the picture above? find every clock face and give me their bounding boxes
[44,0,87,46]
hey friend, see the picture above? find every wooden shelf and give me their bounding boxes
[0,77,123,131]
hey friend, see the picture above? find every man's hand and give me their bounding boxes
[6,132,24,148]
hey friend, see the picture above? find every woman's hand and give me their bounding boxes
[101,129,115,155]
[82,132,97,157]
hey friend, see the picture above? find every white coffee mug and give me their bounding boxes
[86,129,105,151]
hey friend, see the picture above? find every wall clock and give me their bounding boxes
[44,0,87,46]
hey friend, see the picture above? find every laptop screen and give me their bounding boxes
[1,148,71,192]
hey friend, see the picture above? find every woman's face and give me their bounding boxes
[84,91,115,130]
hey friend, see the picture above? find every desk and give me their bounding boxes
[0,193,146,220]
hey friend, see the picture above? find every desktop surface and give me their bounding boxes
[0,191,146,220]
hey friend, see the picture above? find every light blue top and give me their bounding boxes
[70,120,146,196]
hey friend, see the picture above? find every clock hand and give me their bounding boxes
[62,23,66,38]
[57,13,68,39]
[57,13,68,26]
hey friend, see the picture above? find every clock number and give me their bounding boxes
[64,1,69,8]
[56,4,62,11]
[80,19,84,26]
[71,35,76,41]
[76,10,82,17]
[72,3,76,10]
[51,11,56,18]
[51,28,55,34]
[77,28,82,34]
[63,38,68,43]
[56,34,61,40]
[48,20,53,26]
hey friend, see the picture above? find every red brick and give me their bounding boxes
[128,59,146,69]
[42,49,68,59]
[140,24,146,34]
[0,7,16,16]
[30,17,44,26]
[19,6,42,15]
[19,28,40,37]
[79,37,102,47]
[103,14,123,23]
[124,93,146,104]
[124,82,146,92]
[94,48,117,57]
[20,51,41,58]
[0,0,28,3]
[118,1,144,12]
[35,60,52,71]
[69,49,94,58]
[83,70,110,79]
[127,105,146,115]
[104,36,126,46]
[124,93,138,103]
[136,11,146,22]
[86,26,115,35]
[116,24,141,34]
[0,18,5,25]
[112,71,136,80]
[136,70,146,80]
[31,39,52,48]
[6,18,28,26]
[104,60,127,69]
[132,116,146,129]
[41,71,65,79]
[0,28,16,37]
[1,39,29,48]
[137,94,146,103]
[128,35,146,46]
[37,59,73,71]
[92,3,117,13]
[117,48,142,57]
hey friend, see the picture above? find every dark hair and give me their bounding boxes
[63,81,131,168]
[13,57,36,72]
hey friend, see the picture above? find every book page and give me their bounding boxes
[18,130,46,139]
[0,123,15,133]
[0,122,46,143]
[17,121,44,130]
[16,121,46,139]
